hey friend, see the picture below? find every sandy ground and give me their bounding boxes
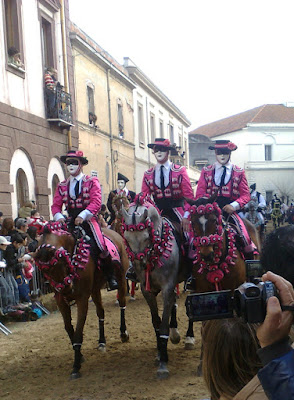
[0,284,209,400]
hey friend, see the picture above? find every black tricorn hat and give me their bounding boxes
[208,140,237,151]
[147,137,174,150]
[60,150,88,165]
[250,183,256,191]
[117,172,129,183]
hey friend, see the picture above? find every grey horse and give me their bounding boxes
[122,202,183,378]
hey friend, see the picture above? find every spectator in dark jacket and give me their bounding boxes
[4,234,24,305]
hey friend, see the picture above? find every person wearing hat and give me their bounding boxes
[142,138,194,229]
[0,236,15,311]
[107,172,136,225]
[196,140,255,258]
[51,150,118,290]
[242,183,266,234]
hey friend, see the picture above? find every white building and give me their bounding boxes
[123,58,199,193]
[189,104,294,203]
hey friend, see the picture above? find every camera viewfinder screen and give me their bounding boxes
[186,291,233,321]
[245,261,265,279]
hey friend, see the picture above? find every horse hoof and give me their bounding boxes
[170,328,181,344]
[115,299,119,306]
[98,343,106,352]
[129,296,136,301]
[70,371,81,380]
[121,331,129,343]
[197,362,203,377]
[154,353,160,366]
[185,336,195,350]
[157,362,169,379]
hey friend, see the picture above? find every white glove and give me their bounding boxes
[0,261,7,268]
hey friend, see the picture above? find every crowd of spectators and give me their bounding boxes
[0,206,46,320]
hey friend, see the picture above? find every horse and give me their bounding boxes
[121,198,186,379]
[111,193,130,233]
[185,195,261,369]
[34,221,129,379]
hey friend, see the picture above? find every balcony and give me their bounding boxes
[45,86,74,128]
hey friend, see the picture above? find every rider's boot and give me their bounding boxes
[101,258,118,291]
[184,257,196,291]
[125,261,138,282]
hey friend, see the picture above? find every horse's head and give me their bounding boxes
[189,195,222,262]
[122,203,160,257]
[112,194,130,215]
[34,229,76,295]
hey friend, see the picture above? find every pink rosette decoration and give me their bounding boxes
[190,205,197,215]
[137,223,146,231]
[225,255,233,264]
[217,225,223,235]
[207,269,224,283]
[136,252,145,261]
[76,150,84,157]
[196,205,206,215]
[55,283,64,291]
[227,142,237,151]
[205,203,214,213]
[128,224,136,232]
[228,248,234,257]
[200,236,210,246]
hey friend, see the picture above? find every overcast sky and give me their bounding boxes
[69,0,294,130]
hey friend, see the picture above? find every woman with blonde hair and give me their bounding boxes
[202,318,267,400]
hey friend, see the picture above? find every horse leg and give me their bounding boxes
[156,288,178,379]
[70,297,89,379]
[141,290,162,362]
[91,288,106,352]
[185,320,195,350]
[56,296,74,342]
[169,302,180,344]
[116,277,129,343]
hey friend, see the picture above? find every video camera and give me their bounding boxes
[185,260,279,323]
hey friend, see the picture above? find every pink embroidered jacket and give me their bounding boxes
[51,175,101,217]
[141,164,194,215]
[196,164,250,209]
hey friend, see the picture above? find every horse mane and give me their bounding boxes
[261,225,294,286]
[185,192,219,207]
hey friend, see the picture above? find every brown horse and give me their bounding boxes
[111,193,130,233]
[34,221,129,379]
[185,195,260,352]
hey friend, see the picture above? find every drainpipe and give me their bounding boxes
[145,96,151,167]
[107,69,115,189]
[60,0,72,149]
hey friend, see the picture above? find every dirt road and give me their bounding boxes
[0,286,209,400]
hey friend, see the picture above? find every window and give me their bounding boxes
[41,15,55,69]
[265,145,272,161]
[169,124,174,144]
[4,0,24,71]
[87,86,97,126]
[117,100,124,139]
[150,112,155,143]
[138,102,145,144]
[159,119,164,137]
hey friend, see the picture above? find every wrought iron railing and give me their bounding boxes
[45,85,73,127]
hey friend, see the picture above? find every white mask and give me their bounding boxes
[154,150,169,163]
[66,159,81,176]
[117,180,126,190]
[216,153,230,165]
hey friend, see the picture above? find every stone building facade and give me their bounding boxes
[70,23,136,204]
[0,0,77,219]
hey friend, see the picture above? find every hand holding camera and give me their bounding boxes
[256,271,294,348]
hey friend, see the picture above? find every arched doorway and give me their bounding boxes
[10,149,36,219]
[47,158,65,219]
[16,168,30,209]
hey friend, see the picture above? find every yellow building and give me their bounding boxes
[70,23,136,204]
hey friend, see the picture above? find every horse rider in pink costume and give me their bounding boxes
[196,139,255,258]
[126,137,194,282]
[51,150,118,290]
